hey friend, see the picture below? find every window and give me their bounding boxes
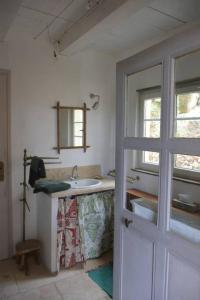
[137,81,200,179]
[174,91,200,138]
[137,89,161,171]
[139,89,161,140]
[143,97,161,138]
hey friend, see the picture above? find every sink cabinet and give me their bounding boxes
[37,187,114,273]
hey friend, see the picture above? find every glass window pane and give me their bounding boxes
[144,98,161,119]
[144,121,160,138]
[74,109,83,122]
[175,154,200,173]
[143,151,159,165]
[170,153,200,244]
[174,49,200,138]
[175,120,200,138]
[126,149,160,225]
[176,92,200,118]
[126,64,162,138]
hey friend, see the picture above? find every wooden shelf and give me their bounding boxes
[127,188,200,218]
[127,188,157,202]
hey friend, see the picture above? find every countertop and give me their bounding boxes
[51,177,115,198]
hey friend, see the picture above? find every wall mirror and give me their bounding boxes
[53,102,90,153]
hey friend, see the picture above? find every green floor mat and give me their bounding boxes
[87,264,113,298]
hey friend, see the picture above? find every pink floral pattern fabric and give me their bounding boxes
[57,197,84,271]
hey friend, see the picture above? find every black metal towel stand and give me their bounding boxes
[20,148,60,241]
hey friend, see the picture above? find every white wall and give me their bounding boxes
[80,50,116,171]
[1,28,116,249]
[0,42,9,69]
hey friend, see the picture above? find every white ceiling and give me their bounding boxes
[0,0,22,41]
[59,0,200,56]
[150,0,200,22]
[3,0,200,56]
[7,0,90,41]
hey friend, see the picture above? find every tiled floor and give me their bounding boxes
[0,258,111,300]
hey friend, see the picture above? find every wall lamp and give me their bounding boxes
[90,93,100,110]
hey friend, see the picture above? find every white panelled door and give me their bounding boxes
[0,71,10,260]
[114,25,200,300]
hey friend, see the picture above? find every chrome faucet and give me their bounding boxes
[71,165,79,180]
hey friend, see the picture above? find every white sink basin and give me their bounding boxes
[65,178,102,189]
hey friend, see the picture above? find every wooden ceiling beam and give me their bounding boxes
[57,0,147,52]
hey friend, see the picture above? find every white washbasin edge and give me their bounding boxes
[64,178,102,189]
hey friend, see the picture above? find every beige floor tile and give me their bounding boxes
[0,272,19,299]
[14,270,79,293]
[84,251,113,272]
[7,283,62,300]
[57,267,84,282]
[56,272,108,300]
[0,259,112,300]
[13,259,83,292]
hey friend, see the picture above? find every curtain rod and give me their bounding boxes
[26,156,59,160]
[25,162,61,166]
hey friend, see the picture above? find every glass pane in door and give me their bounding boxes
[174,49,200,138]
[170,153,200,244]
[125,149,160,225]
[126,64,162,138]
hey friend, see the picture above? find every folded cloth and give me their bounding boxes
[29,156,46,187]
[34,179,71,194]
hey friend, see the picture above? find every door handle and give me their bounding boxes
[124,218,133,228]
[0,161,4,181]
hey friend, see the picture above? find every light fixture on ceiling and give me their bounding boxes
[90,93,100,110]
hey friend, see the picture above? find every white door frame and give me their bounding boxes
[114,24,200,300]
[0,69,12,259]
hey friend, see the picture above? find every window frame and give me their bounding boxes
[138,88,161,139]
[137,79,200,180]
[137,88,161,172]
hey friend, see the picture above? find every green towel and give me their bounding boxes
[34,179,71,194]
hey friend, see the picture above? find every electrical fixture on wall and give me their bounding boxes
[90,93,100,109]
[90,93,100,110]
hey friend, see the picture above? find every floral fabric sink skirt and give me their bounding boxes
[57,190,114,270]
